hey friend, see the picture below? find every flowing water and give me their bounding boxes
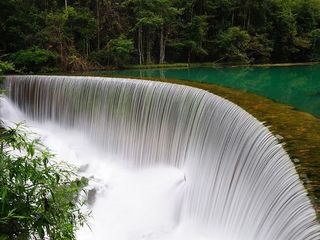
[1,75,319,240]
[102,64,320,117]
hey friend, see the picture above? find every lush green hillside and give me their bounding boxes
[1,0,320,72]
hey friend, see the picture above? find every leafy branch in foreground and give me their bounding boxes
[0,124,89,240]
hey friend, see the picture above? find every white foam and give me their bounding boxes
[2,75,319,239]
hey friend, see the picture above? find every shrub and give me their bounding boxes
[216,27,251,63]
[309,29,320,61]
[67,53,89,72]
[106,35,134,66]
[90,35,134,67]
[88,49,109,66]
[10,48,58,73]
[0,61,15,75]
[0,124,88,240]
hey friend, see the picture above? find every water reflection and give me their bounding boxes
[103,65,320,117]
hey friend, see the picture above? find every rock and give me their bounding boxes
[79,164,89,172]
[87,188,97,206]
[300,174,308,179]
[275,134,284,140]
[293,158,300,163]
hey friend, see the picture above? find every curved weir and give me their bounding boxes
[2,75,320,239]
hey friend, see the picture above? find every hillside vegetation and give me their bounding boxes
[1,0,320,72]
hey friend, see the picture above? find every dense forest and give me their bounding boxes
[1,0,320,72]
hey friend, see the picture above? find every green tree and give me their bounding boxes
[135,0,162,64]
[105,35,134,66]
[9,48,58,73]
[0,61,15,75]
[268,0,300,62]
[184,15,208,63]
[155,0,180,64]
[65,7,96,57]
[0,0,46,53]
[1,0,320,69]
[309,29,320,61]
[42,7,96,71]
[216,26,251,63]
[246,34,273,63]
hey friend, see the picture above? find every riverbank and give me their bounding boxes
[85,73,320,218]
[82,61,320,72]
[119,61,320,70]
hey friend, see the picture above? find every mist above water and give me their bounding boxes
[0,98,212,240]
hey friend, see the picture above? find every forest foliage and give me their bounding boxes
[1,0,320,72]
[0,124,89,240]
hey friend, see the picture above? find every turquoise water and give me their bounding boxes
[100,65,320,117]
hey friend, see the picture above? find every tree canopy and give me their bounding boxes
[1,0,320,71]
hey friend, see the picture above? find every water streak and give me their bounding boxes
[2,75,320,239]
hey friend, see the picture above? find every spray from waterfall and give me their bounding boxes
[1,75,319,240]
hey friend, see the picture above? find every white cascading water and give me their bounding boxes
[0,75,319,240]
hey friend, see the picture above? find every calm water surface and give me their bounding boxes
[101,65,320,117]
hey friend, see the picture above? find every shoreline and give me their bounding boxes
[119,61,320,70]
[9,61,320,74]
[81,61,320,72]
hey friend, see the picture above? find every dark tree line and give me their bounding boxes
[1,0,320,72]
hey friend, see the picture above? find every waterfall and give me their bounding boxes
[2,75,320,240]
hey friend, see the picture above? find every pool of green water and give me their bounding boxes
[100,64,320,117]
